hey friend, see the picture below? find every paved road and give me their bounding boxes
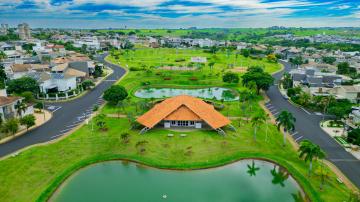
[0,53,126,157]
[266,61,360,188]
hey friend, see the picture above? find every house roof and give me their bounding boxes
[0,96,21,107]
[65,68,87,78]
[137,95,231,129]
[52,63,68,72]
[11,64,31,72]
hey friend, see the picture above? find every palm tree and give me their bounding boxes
[298,139,326,176]
[116,100,127,118]
[251,112,266,142]
[247,160,260,177]
[15,101,27,117]
[265,114,271,142]
[270,166,289,187]
[276,110,296,146]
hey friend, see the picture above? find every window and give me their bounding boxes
[190,121,195,125]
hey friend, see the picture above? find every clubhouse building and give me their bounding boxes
[137,95,231,135]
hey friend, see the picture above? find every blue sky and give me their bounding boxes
[0,0,360,28]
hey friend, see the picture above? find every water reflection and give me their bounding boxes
[135,87,239,101]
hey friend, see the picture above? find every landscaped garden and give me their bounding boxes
[0,48,357,202]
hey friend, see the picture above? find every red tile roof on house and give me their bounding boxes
[137,95,231,129]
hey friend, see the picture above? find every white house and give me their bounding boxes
[0,89,34,120]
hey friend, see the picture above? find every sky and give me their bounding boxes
[0,0,360,28]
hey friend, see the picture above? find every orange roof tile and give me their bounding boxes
[137,95,231,129]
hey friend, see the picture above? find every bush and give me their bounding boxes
[20,91,35,103]
[20,114,36,130]
[2,118,19,135]
[347,128,360,146]
[189,77,198,81]
[175,58,185,62]
[222,72,239,83]
[163,77,171,80]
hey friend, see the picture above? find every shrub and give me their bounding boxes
[223,72,239,83]
[20,114,36,130]
[347,128,360,146]
[175,58,185,62]
[163,77,171,80]
[189,77,198,81]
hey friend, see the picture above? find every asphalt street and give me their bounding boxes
[0,55,359,188]
[0,53,126,157]
[266,61,360,188]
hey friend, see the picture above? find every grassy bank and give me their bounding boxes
[0,117,352,202]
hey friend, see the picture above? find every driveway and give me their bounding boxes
[266,61,360,188]
[0,53,126,157]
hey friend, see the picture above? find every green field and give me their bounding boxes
[0,49,355,202]
[98,28,360,40]
[102,47,279,116]
[0,117,352,202]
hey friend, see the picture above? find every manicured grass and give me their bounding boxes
[102,48,279,116]
[0,117,351,202]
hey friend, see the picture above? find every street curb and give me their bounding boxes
[0,55,127,161]
[0,110,53,145]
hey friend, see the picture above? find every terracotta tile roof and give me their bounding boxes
[164,105,202,121]
[137,95,231,129]
[65,68,87,78]
[0,96,21,106]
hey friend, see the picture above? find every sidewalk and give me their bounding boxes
[320,120,360,160]
[0,110,52,144]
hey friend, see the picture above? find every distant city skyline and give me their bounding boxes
[0,0,360,28]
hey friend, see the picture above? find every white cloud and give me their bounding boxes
[330,5,351,10]
[165,4,221,13]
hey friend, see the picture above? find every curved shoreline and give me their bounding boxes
[39,153,319,202]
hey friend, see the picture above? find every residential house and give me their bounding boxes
[329,85,360,104]
[0,89,33,120]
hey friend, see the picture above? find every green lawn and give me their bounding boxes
[0,117,352,202]
[0,49,355,202]
[102,48,279,116]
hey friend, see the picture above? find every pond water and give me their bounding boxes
[50,160,304,202]
[134,87,239,101]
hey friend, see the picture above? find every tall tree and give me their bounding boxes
[251,112,266,142]
[103,85,128,105]
[298,139,326,176]
[276,110,296,146]
[242,66,274,94]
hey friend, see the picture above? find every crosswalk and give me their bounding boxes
[50,96,105,140]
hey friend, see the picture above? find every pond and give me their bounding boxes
[50,160,305,202]
[134,87,239,101]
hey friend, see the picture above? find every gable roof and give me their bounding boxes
[137,95,231,129]
[0,96,21,107]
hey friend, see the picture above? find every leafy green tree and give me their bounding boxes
[2,118,19,135]
[20,114,36,130]
[20,91,35,103]
[241,49,250,57]
[347,128,360,146]
[0,51,7,61]
[337,62,354,75]
[322,56,336,65]
[251,112,266,142]
[281,72,293,89]
[276,110,296,146]
[82,80,95,89]
[93,65,103,78]
[266,53,277,63]
[327,101,352,121]
[298,139,326,176]
[289,56,305,66]
[0,64,7,88]
[222,72,239,83]
[242,66,274,94]
[7,77,39,94]
[103,85,128,105]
